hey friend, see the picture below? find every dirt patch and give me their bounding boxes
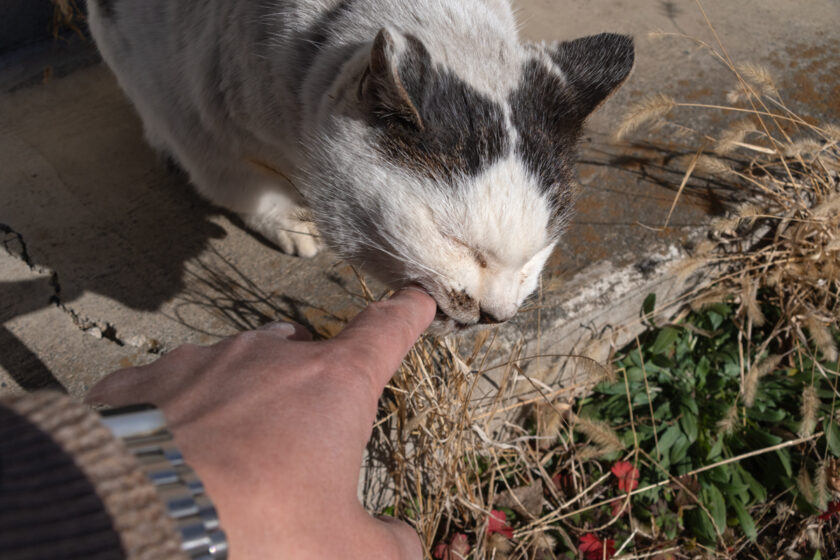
[769,41,840,120]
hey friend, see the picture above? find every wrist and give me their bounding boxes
[1,392,187,559]
[100,404,229,559]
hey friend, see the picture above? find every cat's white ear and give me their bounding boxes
[360,27,424,130]
[545,33,634,118]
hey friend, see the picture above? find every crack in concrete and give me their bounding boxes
[1,222,46,274]
[46,269,125,347]
[2,221,162,355]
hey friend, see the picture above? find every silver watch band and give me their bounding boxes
[101,407,229,560]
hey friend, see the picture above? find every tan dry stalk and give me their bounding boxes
[743,354,784,407]
[613,94,677,141]
[367,10,840,557]
[572,414,624,454]
[694,154,733,176]
[716,404,740,436]
[798,385,819,438]
[804,314,839,363]
[797,466,816,504]
[688,286,730,312]
[742,277,766,327]
[50,0,85,38]
[824,124,840,143]
[785,138,825,158]
[710,215,740,236]
[736,63,779,97]
[816,459,830,510]
[714,119,759,155]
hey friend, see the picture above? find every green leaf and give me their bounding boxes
[685,507,717,544]
[732,498,757,541]
[651,326,681,355]
[651,353,677,369]
[722,482,750,504]
[746,407,786,422]
[670,433,691,466]
[680,394,699,415]
[708,467,731,486]
[745,428,783,447]
[707,437,724,461]
[775,448,793,477]
[826,420,840,457]
[695,356,711,386]
[643,293,656,317]
[738,467,767,503]
[626,367,644,383]
[653,402,671,421]
[658,425,682,455]
[706,310,724,331]
[702,484,727,534]
[594,383,627,395]
[680,407,698,443]
[706,302,732,318]
[629,348,644,368]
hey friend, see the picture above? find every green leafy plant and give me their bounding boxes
[577,295,840,548]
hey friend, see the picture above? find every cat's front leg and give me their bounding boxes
[189,155,323,258]
[244,191,322,258]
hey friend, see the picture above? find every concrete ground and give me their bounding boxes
[1,0,839,398]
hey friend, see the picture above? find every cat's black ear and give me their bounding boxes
[547,33,634,118]
[361,28,425,130]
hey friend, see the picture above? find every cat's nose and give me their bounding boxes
[478,309,505,325]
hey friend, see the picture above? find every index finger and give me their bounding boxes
[333,288,436,386]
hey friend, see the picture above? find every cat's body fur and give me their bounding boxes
[87,0,634,333]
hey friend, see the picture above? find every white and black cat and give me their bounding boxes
[87,0,634,333]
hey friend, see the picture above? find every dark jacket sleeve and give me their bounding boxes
[0,392,186,560]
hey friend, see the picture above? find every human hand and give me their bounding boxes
[87,288,436,559]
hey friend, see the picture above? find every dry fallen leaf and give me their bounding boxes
[494,480,544,519]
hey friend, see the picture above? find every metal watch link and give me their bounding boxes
[100,406,229,560]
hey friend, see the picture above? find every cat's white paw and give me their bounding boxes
[245,210,322,258]
[272,217,322,258]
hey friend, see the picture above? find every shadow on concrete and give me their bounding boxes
[162,244,367,341]
[0,325,65,392]
[0,272,66,391]
[580,137,746,212]
[1,152,227,389]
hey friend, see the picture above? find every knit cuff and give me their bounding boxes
[2,392,187,560]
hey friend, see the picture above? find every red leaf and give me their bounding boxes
[433,533,471,559]
[487,510,514,539]
[449,533,470,558]
[611,460,640,492]
[579,533,616,560]
[552,472,574,493]
[818,499,840,521]
[432,543,449,559]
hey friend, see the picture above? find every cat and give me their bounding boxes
[87,0,634,334]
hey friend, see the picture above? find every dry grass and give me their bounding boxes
[366,333,609,558]
[50,0,86,39]
[37,1,838,556]
[366,5,840,559]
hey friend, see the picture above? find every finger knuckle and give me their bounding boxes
[167,343,200,359]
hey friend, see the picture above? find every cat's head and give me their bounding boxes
[302,28,634,334]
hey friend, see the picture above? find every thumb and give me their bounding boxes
[374,516,424,560]
[334,287,436,388]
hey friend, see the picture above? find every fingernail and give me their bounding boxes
[257,321,296,335]
[396,285,430,298]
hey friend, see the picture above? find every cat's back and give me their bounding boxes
[87,0,316,156]
[88,1,257,97]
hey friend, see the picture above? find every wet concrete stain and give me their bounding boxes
[770,41,840,120]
